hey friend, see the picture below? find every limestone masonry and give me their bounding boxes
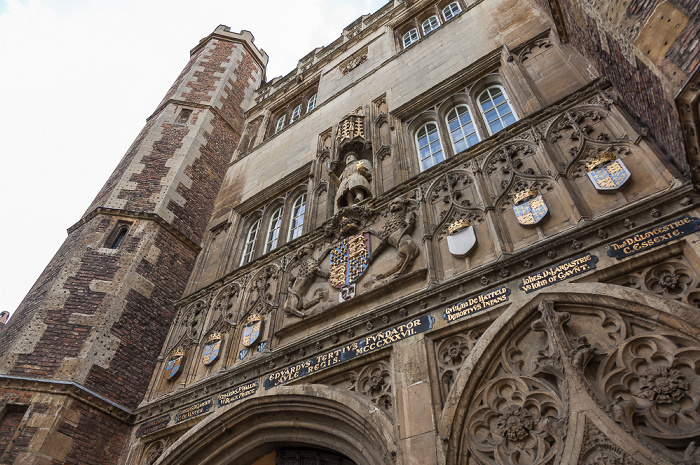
[1,1,699,464]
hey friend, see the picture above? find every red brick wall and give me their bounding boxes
[545,0,699,172]
[55,401,130,465]
[83,228,196,408]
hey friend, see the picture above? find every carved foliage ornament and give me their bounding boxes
[461,297,700,465]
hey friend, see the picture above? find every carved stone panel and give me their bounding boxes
[605,255,700,308]
[454,295,700,465]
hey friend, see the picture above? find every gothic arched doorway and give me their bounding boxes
[154,385,396,465]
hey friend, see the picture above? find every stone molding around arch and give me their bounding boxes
[153,384,399,465]
[437,283,700,465]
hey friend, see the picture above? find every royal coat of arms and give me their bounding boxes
[164,349,185,381]
[202,333,222,365]
[446,218,477,257]
[513,188,548,226]
[585,151,630,191]
[241,314,262,348]
[329,232,370,288]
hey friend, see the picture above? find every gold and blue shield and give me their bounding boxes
[329,232,370,289]
[202,333,222,365]
[164,350,185,380]
[586,158,630,191]
[513,189,548,226]
[241,315,262,348]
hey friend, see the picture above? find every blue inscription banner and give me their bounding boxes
[135,414,170,438]
[217,380,259,407]
[174,397,213,424]
[519,253,598,293]
[443,286,510,322]
[607,215,700,259]
[264,314,435,389]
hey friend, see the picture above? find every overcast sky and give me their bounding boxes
[0,0,387,316]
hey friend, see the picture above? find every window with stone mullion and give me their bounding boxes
[447,105,479,154]
[422,15,440,34]
[479,86,517,135]
[241,218,261,266]
[264,207,283,253]
[289,194,306,240]
[416,122,445,171]
[443,2,462,21]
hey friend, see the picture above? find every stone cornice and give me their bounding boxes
[145,99,242,142]
[67,207,201,253]
[0,375,134,423]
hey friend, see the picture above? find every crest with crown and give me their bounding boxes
[170,347,186,358]
[447,218,472,236]
[585,151,616,172]
[513,188,538,205]
[246,313,263,324]
[207,332,223,342]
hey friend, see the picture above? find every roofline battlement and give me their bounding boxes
[192,25,269,71]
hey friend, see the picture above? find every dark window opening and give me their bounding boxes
[177,109,193,124]
[111,228,128,249]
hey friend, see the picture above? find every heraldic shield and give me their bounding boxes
[202,333,222,365]
[585,152,630,191]
[164,350,185,380]
[329,232,370,289]
[241,315,262,348]
[513,189,548,226]
[446,218,476,257]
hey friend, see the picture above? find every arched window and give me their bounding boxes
[446,105,480,153]
[306,94,317,113]
[422,15,440,35]
[416,122,445,171]
[403,28,419,48]
[443,2,462,21]
[275,115,285,134]
[264,207,283,253]
[478,86,517,135]
[290,104,302,124]
[288,194,306,240]
[110,227,128,249]
[240,218,261,266]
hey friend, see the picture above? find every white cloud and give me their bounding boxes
[0,0,387,315]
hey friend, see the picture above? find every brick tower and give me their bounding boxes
[0,26,267,464]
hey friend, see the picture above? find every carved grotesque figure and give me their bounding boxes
[329,152,373,209]
[283,245,329,318]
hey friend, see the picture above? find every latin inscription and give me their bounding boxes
[607,215,700,259]
[174,397,213,424]
[443,286,510,322]
[519,253,598,293]
[264,314,435,389]
[135,414,170,438]
[217,380,259,407]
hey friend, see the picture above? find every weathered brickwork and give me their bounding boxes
[84,227,196,409]
[87,119,157,213]
[159,47,206,106]
[116,123,191,213]
[56,401,130,465]
[0,231,82,359]
[553,0,698,171]
[181,40,235,105]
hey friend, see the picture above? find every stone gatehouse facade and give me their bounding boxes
[1,0,700,464]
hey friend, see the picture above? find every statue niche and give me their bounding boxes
[328,152,373,210]
[328,110,373,213]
